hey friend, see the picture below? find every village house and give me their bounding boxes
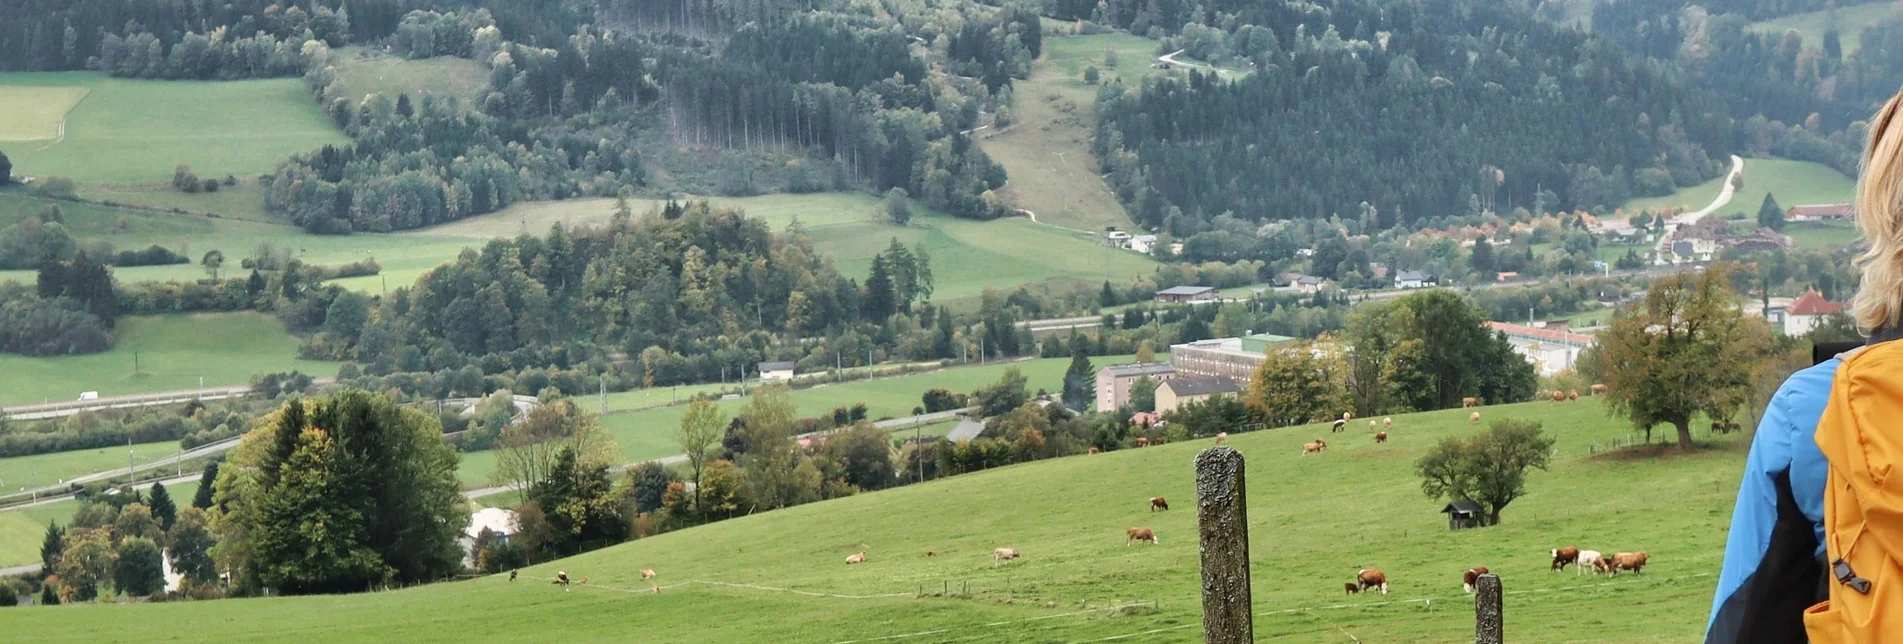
[1783,289,1844,336]
[1156,285,1218,303]
[1155,376,1242,415]
[757,361,796,382]
[1785,204,1854,223]
[1295,275,1326,294]
[1393,270,1436,289]
[1095,362,1177,411]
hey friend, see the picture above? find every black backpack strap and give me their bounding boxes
[1709,469,1826,643]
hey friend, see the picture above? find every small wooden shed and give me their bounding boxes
[1442,499,1484,530]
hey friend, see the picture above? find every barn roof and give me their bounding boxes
[1162,376,1241,397]
[1158,285,1216,296]
[1442,499,1484,515]
[758,361,796,371]
[1788,289,1844,317]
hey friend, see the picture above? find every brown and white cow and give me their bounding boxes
[1370,419,1378,431]
[641,568,657,579]
[1469,411,1482,425]
[1462,566,1490,594]
[1551,390,1566,402]
[1215,432,1228,444]
[845,552,866,565]
[1606,552,1650,576]
[1135,437,1150,447]
[1591,383,1608,396]
[1314,438,1328,449]
[1568,389,1580,401]
[1463,397,1480,408]
[1343,411,1354,423]
[1356,569,1389,595]
[1150,497,1169,512]
[993,548,1020,566]
[1374,432,1388,443]
[1126,527,1158,545]
[1302,441,1325,455]
[1551,546,1580,572]
[1088,446,1100,454]
[1383,417,1393,429]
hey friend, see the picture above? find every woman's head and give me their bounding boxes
[1854,91,1903,332]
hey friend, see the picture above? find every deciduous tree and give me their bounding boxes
[1416,418,1554,526]
[167,507,217,585]
[1246,341,1351,427]
[113,537,165,596]
[675,399,724,518]
[1596,268,1771,449]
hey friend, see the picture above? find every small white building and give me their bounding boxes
[461,507,519,568]
[1393,270,1436,289]
[1485,321,1594,378]
[1128,234,1158,254]
[758,361,796,382]
[1783,290,1844,336]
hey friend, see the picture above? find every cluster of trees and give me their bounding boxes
[1415,418,1554,526]
[35,481,218,603]
[0,202,192,270]
[0,0,350,72]
[1092,0,1736,232]
[210,391,465,594]
[0,283,111,356]
[0,398,259,458]
[97,28,325,80]
[944,6,1044,91]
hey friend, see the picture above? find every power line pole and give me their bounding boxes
[599,374,606,415]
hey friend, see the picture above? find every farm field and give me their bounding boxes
[0,85,88,141]
[326,47,491,106]
[0,192,476,292]
[13,399,1746,642]
[76,180,277,222]
[1785,222,1861,250]
[0,72,347,183]
[1620,158,1855,220]
[456,356,1138,487]
[0,441,185,493]
[977,34,1155,232]
[425,192,1159,301]
[0,312,328,406]
[1749,1,1898,55]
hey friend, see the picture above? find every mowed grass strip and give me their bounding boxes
[12,399,1746,642]
[0,72,347,183]
[0,312,330,406]
[0,85,88,141]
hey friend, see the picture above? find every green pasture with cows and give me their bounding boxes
[7,398,1746,642]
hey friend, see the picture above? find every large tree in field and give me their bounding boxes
[676,399,725,520]
[1246,341,1352,428]
[1416,418,1554,526]
[496,399,617,493]
[735,386,812,510]
[525,447,627,557]
[1597,267,1772,449]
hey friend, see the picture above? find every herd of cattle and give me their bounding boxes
[1343,547,1650,598]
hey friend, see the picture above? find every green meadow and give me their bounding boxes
[0,72,347,183]
[1619,158,1855,219]
[11,399,1747,642]
[0,312,328,406]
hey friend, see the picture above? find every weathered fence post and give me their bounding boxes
[1196,447,1252,644]
[1475,573,1503,644]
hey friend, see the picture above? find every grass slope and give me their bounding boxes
[427,192,1158,301]
[458,355,1139,488]
[1749,1,1899,56]
[0,441,186,492]
[1620,157,1855,219]
[977,34,1155,232]
[0,72,348,183]
[327,47,490,107]
[0,85,88,141]
[0,312,328,406]
[13,399,1744,641]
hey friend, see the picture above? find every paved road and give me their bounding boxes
[1,471,202,513]
[461,407,978,501]
[1651,154,1745,259]
[1,563,40,577]
[3,378,338,420]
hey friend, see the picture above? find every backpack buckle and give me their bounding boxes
[1834,559,1873,594]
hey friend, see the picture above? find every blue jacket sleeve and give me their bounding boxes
[1705,359,1836,637]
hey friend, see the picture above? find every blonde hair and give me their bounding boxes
[1854,91,1903,332]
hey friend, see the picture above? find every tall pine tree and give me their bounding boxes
[146,481,177,531]
[1757,193,1785,231]
[192,461,218,509]
[1062,342,1096,410]
[39,520,62,574]
[863,255,896,321]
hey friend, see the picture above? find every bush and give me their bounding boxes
[111,245,190,267]
[32,177,77,199]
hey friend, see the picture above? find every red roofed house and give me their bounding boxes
[1785,204,1854,223]
[1784,289,1844,336]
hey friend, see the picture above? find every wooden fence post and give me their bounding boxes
[1475,573,1503,644]
[1196,447,1252,644]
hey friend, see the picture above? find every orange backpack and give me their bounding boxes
[1807,342,1903,642]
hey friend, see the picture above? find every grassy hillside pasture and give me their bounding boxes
[0,85,88,142]
[426,192,1158,301]
[13,399,1744,641]
[1619,158,1855,220]
[458,356,1138,487]
[977,34,1154,232]
[0,193,475,292]
[1786,222,1861,250]
[0,441,185,493]
[327,47,491,107]
[0,72,347,183]
[0,507,52,569]
[1749,1,1899,56]
[0,313,327,406]
[75,181,277,223]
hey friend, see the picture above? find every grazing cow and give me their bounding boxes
[1728,422,1742,433]
[1343,411,1354,423]
[1302,441,1325,455]
[1384,417,1393,429]
[1332,418,1347,433]
[1151,497,1170,512]
[1568,389,1579,401]
[1374,431,1388,443]
[1369,419,1378,430]
[1126,527,1158,545]
[993,548,1021,566]
[1154,438,1168,446]
[1591,383,1608,395]
[1344,582,1361,594]
[926,551,936,558]
[1576,550,1605,576]
[1462,566,1490,594]
[1314,438,1327,449]
[1135,437,1150,447]
[1551,390,1566,402]
[1356,569,1389,595]
[845,552,866,565]
[651,585,662,594]
[1215,432,1228,444]
[1469,411,1481,425]
[641,569,656,579]
[1607,552,1650,576]
[1088,446,1100,454]
[1463,397,1479,408]
[1551,546,1581,572]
